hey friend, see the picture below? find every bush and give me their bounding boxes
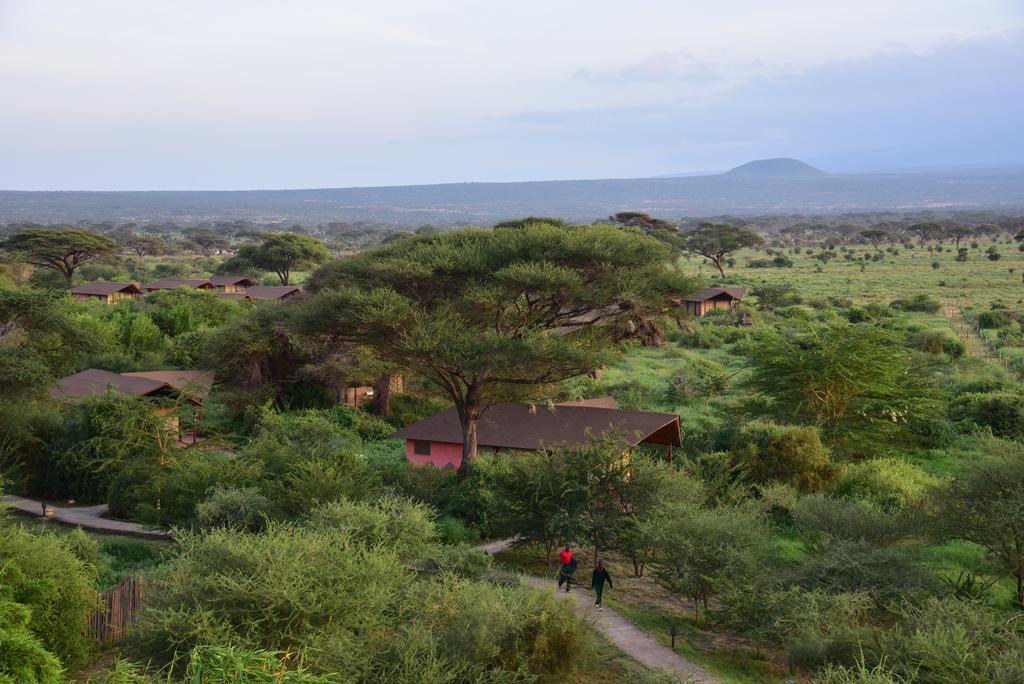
[195,486,272,532]
[792,494,914,545]
[131,519,588,680]
[865,598,1024,682]
[977,310,1014,329]
[0,597,63,684]
[833,458,937,512]
[889,295,940,313]
[663,355,730,404]
[0,524,98,669]
[306,495,438,559]
[791,539,937,605]
[950,390,1024,440]
[435,515,481,545]
[731,420,837,491]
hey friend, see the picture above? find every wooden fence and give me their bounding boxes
[90,575,147,641]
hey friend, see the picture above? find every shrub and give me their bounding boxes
[865,598,1024,682]
[750,284,802,310]
[889,295,940,313]
[0,597,63,684]
[833,458,937,512]
[789,539,938,605]
[731,420,836,491]
[306,496,438,559]
[195,486,272,532]
[0,525,98,669]
[131,520,587,679]
[792,494,914,545]
[435,515,481,545]
[950,390,1024,439]
[663,356,730,404]
[977,310,1013,328]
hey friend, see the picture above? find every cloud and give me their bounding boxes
[575,50,721,84]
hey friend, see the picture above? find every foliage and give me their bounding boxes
[949,390,1024,439]
[730,420,837,491]
[935,450,1024,609]
[789,539,938,606]
[865,598,1024,683]
[663,355,730,403]
[888,294,940,313]
[792,494,915,546]
[679,222,764,276]
[232,233,330,285]
[0,522,98,670]
[131,518,587,680]
[305,495,437,559]
[0,228,118,286]
[195,486,272,532]
[743,322,937,446]
[833,458,938,512]
[641,501,769,624]
[0,595,63,684]
[186,645,331,683]
[238,409,370,516]
[300,222,694,474]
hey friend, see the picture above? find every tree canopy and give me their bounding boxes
[0,229,119,287]
[680,223,764,276]
[300,222,695,475]
[228,233,330,285]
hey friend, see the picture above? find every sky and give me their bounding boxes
[0,0,1022,190]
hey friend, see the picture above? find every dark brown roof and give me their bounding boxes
[392,402,681,450]
[53,369,169,399]
[143,278,214,291]
[244,285,302,300]
[53,368,209,403]
[217,292,249,300]
[209,275,254,287]
[70,282,142,296]
[122,371,214,400]
[682,287,746,302]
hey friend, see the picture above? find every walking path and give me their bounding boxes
[1,495,171,539]
[477,538,718,683]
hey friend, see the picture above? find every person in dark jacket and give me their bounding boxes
[591,559,613,608]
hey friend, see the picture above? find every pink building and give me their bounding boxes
[392,397,681,470]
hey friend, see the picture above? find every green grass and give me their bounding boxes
[604,597,789,684]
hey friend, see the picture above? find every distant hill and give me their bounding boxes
[1,164,1023,226]
[724,158,826,177]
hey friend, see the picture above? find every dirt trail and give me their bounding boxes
[478,538,719,683]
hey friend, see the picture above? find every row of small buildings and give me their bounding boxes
[70,276,302,304]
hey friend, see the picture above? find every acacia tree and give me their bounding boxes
[909,221,944,245]
[235,233,330,285]
[859,228,890,251]
[127,235,167,259]
[945,225,971,250]
[300,222,695,476]
[937,450,1024,610]
[680,223,764,276]
[743,323,938,448]
[0,229,118,287]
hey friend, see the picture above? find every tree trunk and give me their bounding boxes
[1017,569,1023,612]
[371,374,394,416]
[712,258,725,277]
[455,386,482,480]
[457,414,478,480]
[545,540,553,566]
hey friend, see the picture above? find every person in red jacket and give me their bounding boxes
[557,545,576,592]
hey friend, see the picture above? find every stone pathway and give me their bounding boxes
[1,495,171,539]
[477,538,719,683]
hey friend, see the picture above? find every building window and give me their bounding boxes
[413,440,432,456]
